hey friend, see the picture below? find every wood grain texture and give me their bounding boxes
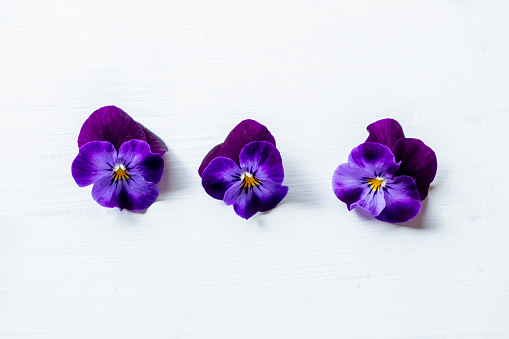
[1,0,508,337]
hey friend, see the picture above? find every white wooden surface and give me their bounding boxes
[1,1,508,338]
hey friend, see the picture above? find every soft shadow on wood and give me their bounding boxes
[354,198,430,230]
[280,157,322,207]
[129,149,185,214]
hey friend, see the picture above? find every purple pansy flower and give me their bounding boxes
[199,120,288,219]
[72,106,166,210]
[332,119,437,223]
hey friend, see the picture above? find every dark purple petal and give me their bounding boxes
[218,119,276,165]
[239,141,284,183]
[91,173,159,210]
[332,162,386,216]
[223,181,259,219]
[376,175,421,223]
[71,141,117,187]
[252,179,288,213]
[393,138,437,200]
[77,106,147,151]
[223,179,288,219]
[140,124,168,156]
[202,157,242,200]
[118,140,164,184]
[198,143,223,178]
[366,118,405,150]
[348,142,400,178]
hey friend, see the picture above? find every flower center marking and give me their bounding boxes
[240,172,261,192]
[112,164,130,182]
[367,176,386,192]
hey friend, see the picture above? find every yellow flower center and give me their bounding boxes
[113,164,130,181]
[240,172,261,191]
[367,176,385,192]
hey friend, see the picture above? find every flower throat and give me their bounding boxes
[240,172,260,192]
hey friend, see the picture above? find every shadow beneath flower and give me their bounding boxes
[397,198,429,229]
[281,157,322,207]
[353,198,430,229]
[353,206,377,221]
[157,149,189,197]
[129,209,147,215]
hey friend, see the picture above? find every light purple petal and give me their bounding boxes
[198,143,223,178]
[332,162,386,216]
[91,173,159,210]
[348,142,400,178]
[218,119,276,165]
[332,163,370,211]
[77,106,147,151]
[239,141,284,183]
[140,124,168,156]
[71,141,117,187]
[393,138,437,200]
[376,175,421,223]
[202,157,242,200]
[355,188,386,217]
[118,140,164,184]
[366,118,405,150]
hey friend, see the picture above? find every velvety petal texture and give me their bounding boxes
[365,118,405,150]
[375,175,421,223]
[393,138,437,200]
[202,157,242,200]
[141,125,169,156]
[72,139,164,211]
[239,141,284,183]
[78,106,167,155]
[348,142,400,178]
[91,172,159,210]
[118,140,164,184]
[332,141,422,223]
[72,141,117,187]
[198,119,276,177]
[201,137,288,219]
[78,106,146,151]
[223,178,288,220]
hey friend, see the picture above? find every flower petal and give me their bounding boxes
[223,181,259,219]
[332,163,370,211]
[198,143,223,178]
[376,175,421,223]
[118,140,164,184]
[348,142,400,178]
[223,179,288,219]
[218,119,276,165]
[91,173,159,210]
[71,141,117,187]
[77,106,147,151]
[392,138,437,201]
[140,124,168,156]
[239,141,284,183]
[253,179,288,213]
[202,157,242,200]
[332,162,386,216]
[366,118,405,150]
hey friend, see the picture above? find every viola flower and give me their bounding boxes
[72,106,166,210]
[365,118,437,201]
[199,120,288,219]
[332,119,437,223]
